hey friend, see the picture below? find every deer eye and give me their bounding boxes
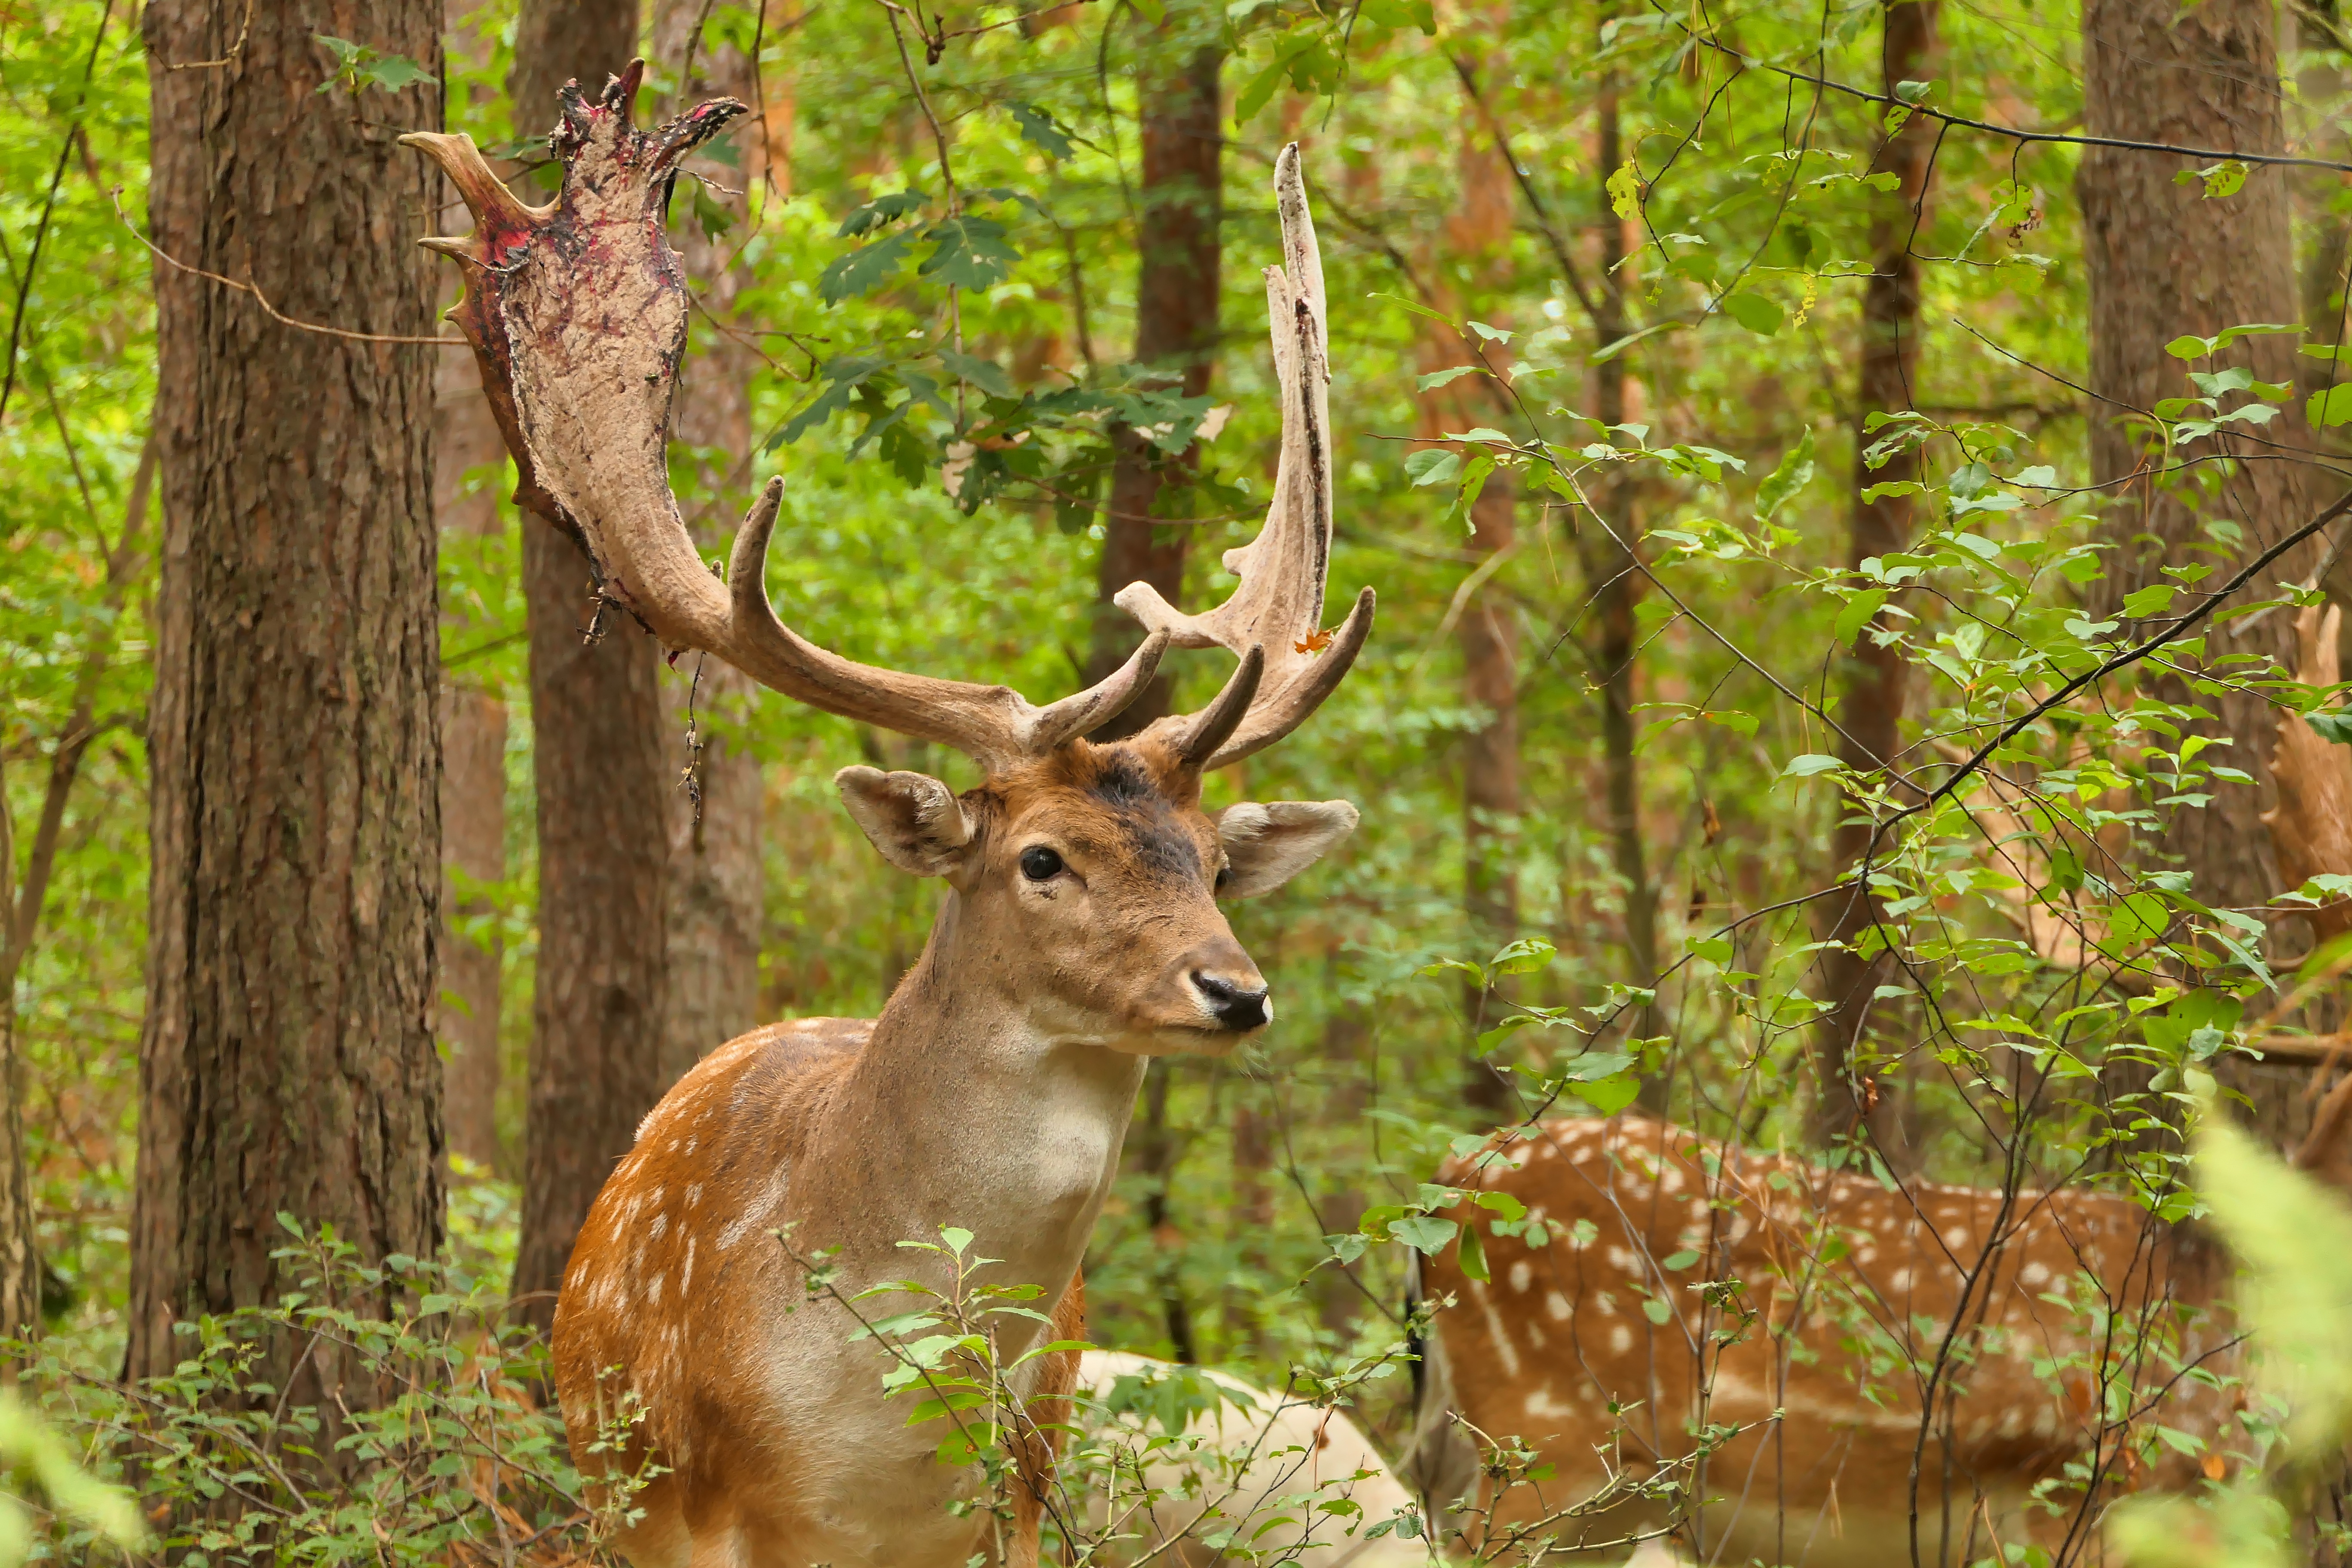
[1214,864,1232,892]
[1020,846,1065,882]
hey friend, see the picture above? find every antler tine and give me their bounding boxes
[1115,143,1376,772]
[726,482,1169,769]
[404,68,1167,775]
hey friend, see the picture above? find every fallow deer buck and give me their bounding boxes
[1408,609,2352,1567]
[406,68,1374,1568]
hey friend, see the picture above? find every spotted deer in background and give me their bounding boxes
[408,69,1373,1568]
[1408,602,2352,1566]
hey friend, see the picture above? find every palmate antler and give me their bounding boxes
[405,70,1370,775]
[1121,144,1376,770]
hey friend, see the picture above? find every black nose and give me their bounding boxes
[1192,971,1270,1031]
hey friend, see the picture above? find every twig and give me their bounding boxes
[1662,9,2352,174]
[162,0,253,70]
[111,187,467,348]
[1886,487,2352,829]
[1446,52,1602,324]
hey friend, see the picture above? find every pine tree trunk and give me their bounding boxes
[435,0,509,1176]
[2079,0,2323,1149]
[130,0,446,1387]
[653,0,766,1084]
[1082,35,1220,736]
[0,802,44,1348]
[1809,0,1938,1159]
[1439,18,1522,1121]
[1460,476,1521,1121]
[505,0,673,1334]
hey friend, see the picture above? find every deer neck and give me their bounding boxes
[814,891,1148,1312]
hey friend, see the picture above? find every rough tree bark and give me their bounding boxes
[1081,31,1220,737]
[1809,0,1938,1159]
[1585,58,1663,1113]
[2079,0,2324,1148]
[131,0,445,1386]
[505,0,674,1333]
[652,0,766,1083]
[434,0,508,1171]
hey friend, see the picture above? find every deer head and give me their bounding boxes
[403,68,1372,1054]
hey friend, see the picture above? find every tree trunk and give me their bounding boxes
[1312,1000,1371,1337]
[1439,19,1522,1121]
[1081,36,1220,737]
[2079,0,2323,1149]
[1460,477,1521,1121]
[1137,1059,1197,1363]
[434,0,510,1169]
[436,668,506,1170]
[653,0,766,1084]
[130,0,445,1388]
[1585,62,1663,1114]
[1809,0,1938,1159]
[505,0,672,1335]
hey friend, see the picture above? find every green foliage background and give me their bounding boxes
[6,0,2352,1552]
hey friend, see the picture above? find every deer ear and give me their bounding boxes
[835,767,977,878]
[1213,801,1359,898]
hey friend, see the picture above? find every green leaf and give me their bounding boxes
[920,214,1018,292]
[2108,891,2171,946]
[1007,103,1074,159]
[1234,35,1314,124]
[2310,385,2352,428]
[2189,1097,2352,1453]
[364,53,435,92]
[1722,292,1782,336]
[1686,936,1733,966]
[1571,1072,1642,1115]
[936,351,1014,398]
[1456,1222,1489,1282]
[1371,291,1457,328]
[1660,1250,1700,1271]
[1364,0,1439,29]
[1755,428,1815,521]
[1417,365,1487,391]
[1641,1295,1673,1324]
[1490,937,1557,975]
[1388,1216,1460,1255]
[2306,710,2352,745]
[1466,319,1515,343]
[1606,160,1642,220]
[1781,753,1844,778]
[1834,588,1888,647]
[1404,449,1461,487]
[819,230,916,303]
[2168,322,2302,360]
[2172,159,2248,199]
[837,190,926,238]
[2121,585,2178,619]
